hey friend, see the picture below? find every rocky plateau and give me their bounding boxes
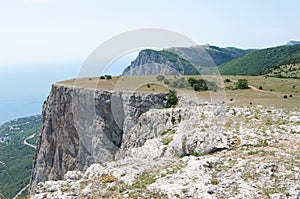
[30,83,300,199]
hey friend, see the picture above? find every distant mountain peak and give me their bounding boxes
[285,40,300,46]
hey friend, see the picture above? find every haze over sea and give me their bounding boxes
[0,53,135,125]
[0,61,79,124]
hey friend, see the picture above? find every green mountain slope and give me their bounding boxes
[168,45,254,67]
[0,116,41,199]
[156,50,200,75]
[218,44,300,75]
[123,45,254,76]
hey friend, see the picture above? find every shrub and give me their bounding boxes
[147,83,151,88]
[188,77,197,87]
[289,94,293,97]
[156,75,165,82]
[236,79,249,89]
[211,178,219,185]
[162,137,173,145]
[178,114,182,123]
[164,79,170,85]
[166,89,178,108]
[100,76,105,79]
[224,78,231,83]
[99,174,116,183]
[105,75,112,80]
[283,95,288,99]
[171,116,176,125]
[259,86,263,90]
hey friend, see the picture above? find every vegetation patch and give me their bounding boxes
[0,116,41,198]
[99,174,116,183]
[166,89,178,108]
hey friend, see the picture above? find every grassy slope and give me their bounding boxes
[0,116,41,199]
[219,44,300,75]
[267,63,300,78]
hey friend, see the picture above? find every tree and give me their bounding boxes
[236,79,249,89]
[105,75,112,80]
[188,77,197,87]
[166,89,178,108]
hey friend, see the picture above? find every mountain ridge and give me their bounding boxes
[122,45,254,76]
[218,44,300,75]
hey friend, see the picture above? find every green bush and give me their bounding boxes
[236,79,249,89]
[105,75,112,80]
[188,77,218,91]
[164,79,170,85]
[166,89,178,108]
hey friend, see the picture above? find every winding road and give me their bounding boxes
[12,133,36,199]
[23,133,37,149]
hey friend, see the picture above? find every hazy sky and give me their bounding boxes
[0,0,300,67]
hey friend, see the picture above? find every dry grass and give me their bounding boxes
[58,76,169,93]
[58,75,300,109]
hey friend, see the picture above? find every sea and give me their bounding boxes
[0,52,137,125]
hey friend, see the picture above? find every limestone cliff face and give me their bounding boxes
[30,84,168,192]
[30,83,227,195]
[122,50,186,76]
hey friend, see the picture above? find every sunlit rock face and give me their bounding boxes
[30,83,169,193]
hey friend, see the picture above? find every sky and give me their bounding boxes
[0,0,300,67]
[0,0,300,123]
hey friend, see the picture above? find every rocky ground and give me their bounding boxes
[32,104,300,199]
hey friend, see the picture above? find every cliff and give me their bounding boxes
[30,82,228,194]
[122,49,199,76]
[31,92,300,198]
[30,83,169,192]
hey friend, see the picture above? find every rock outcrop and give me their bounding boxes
[30,83,226,194]
[32,105,300,199]
[122,49,198,76]
[30,84,169,193]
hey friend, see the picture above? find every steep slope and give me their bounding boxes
[122,49,199,76]
[30,82,227,194]
[219,44,300,75]
[30,83,169,192]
